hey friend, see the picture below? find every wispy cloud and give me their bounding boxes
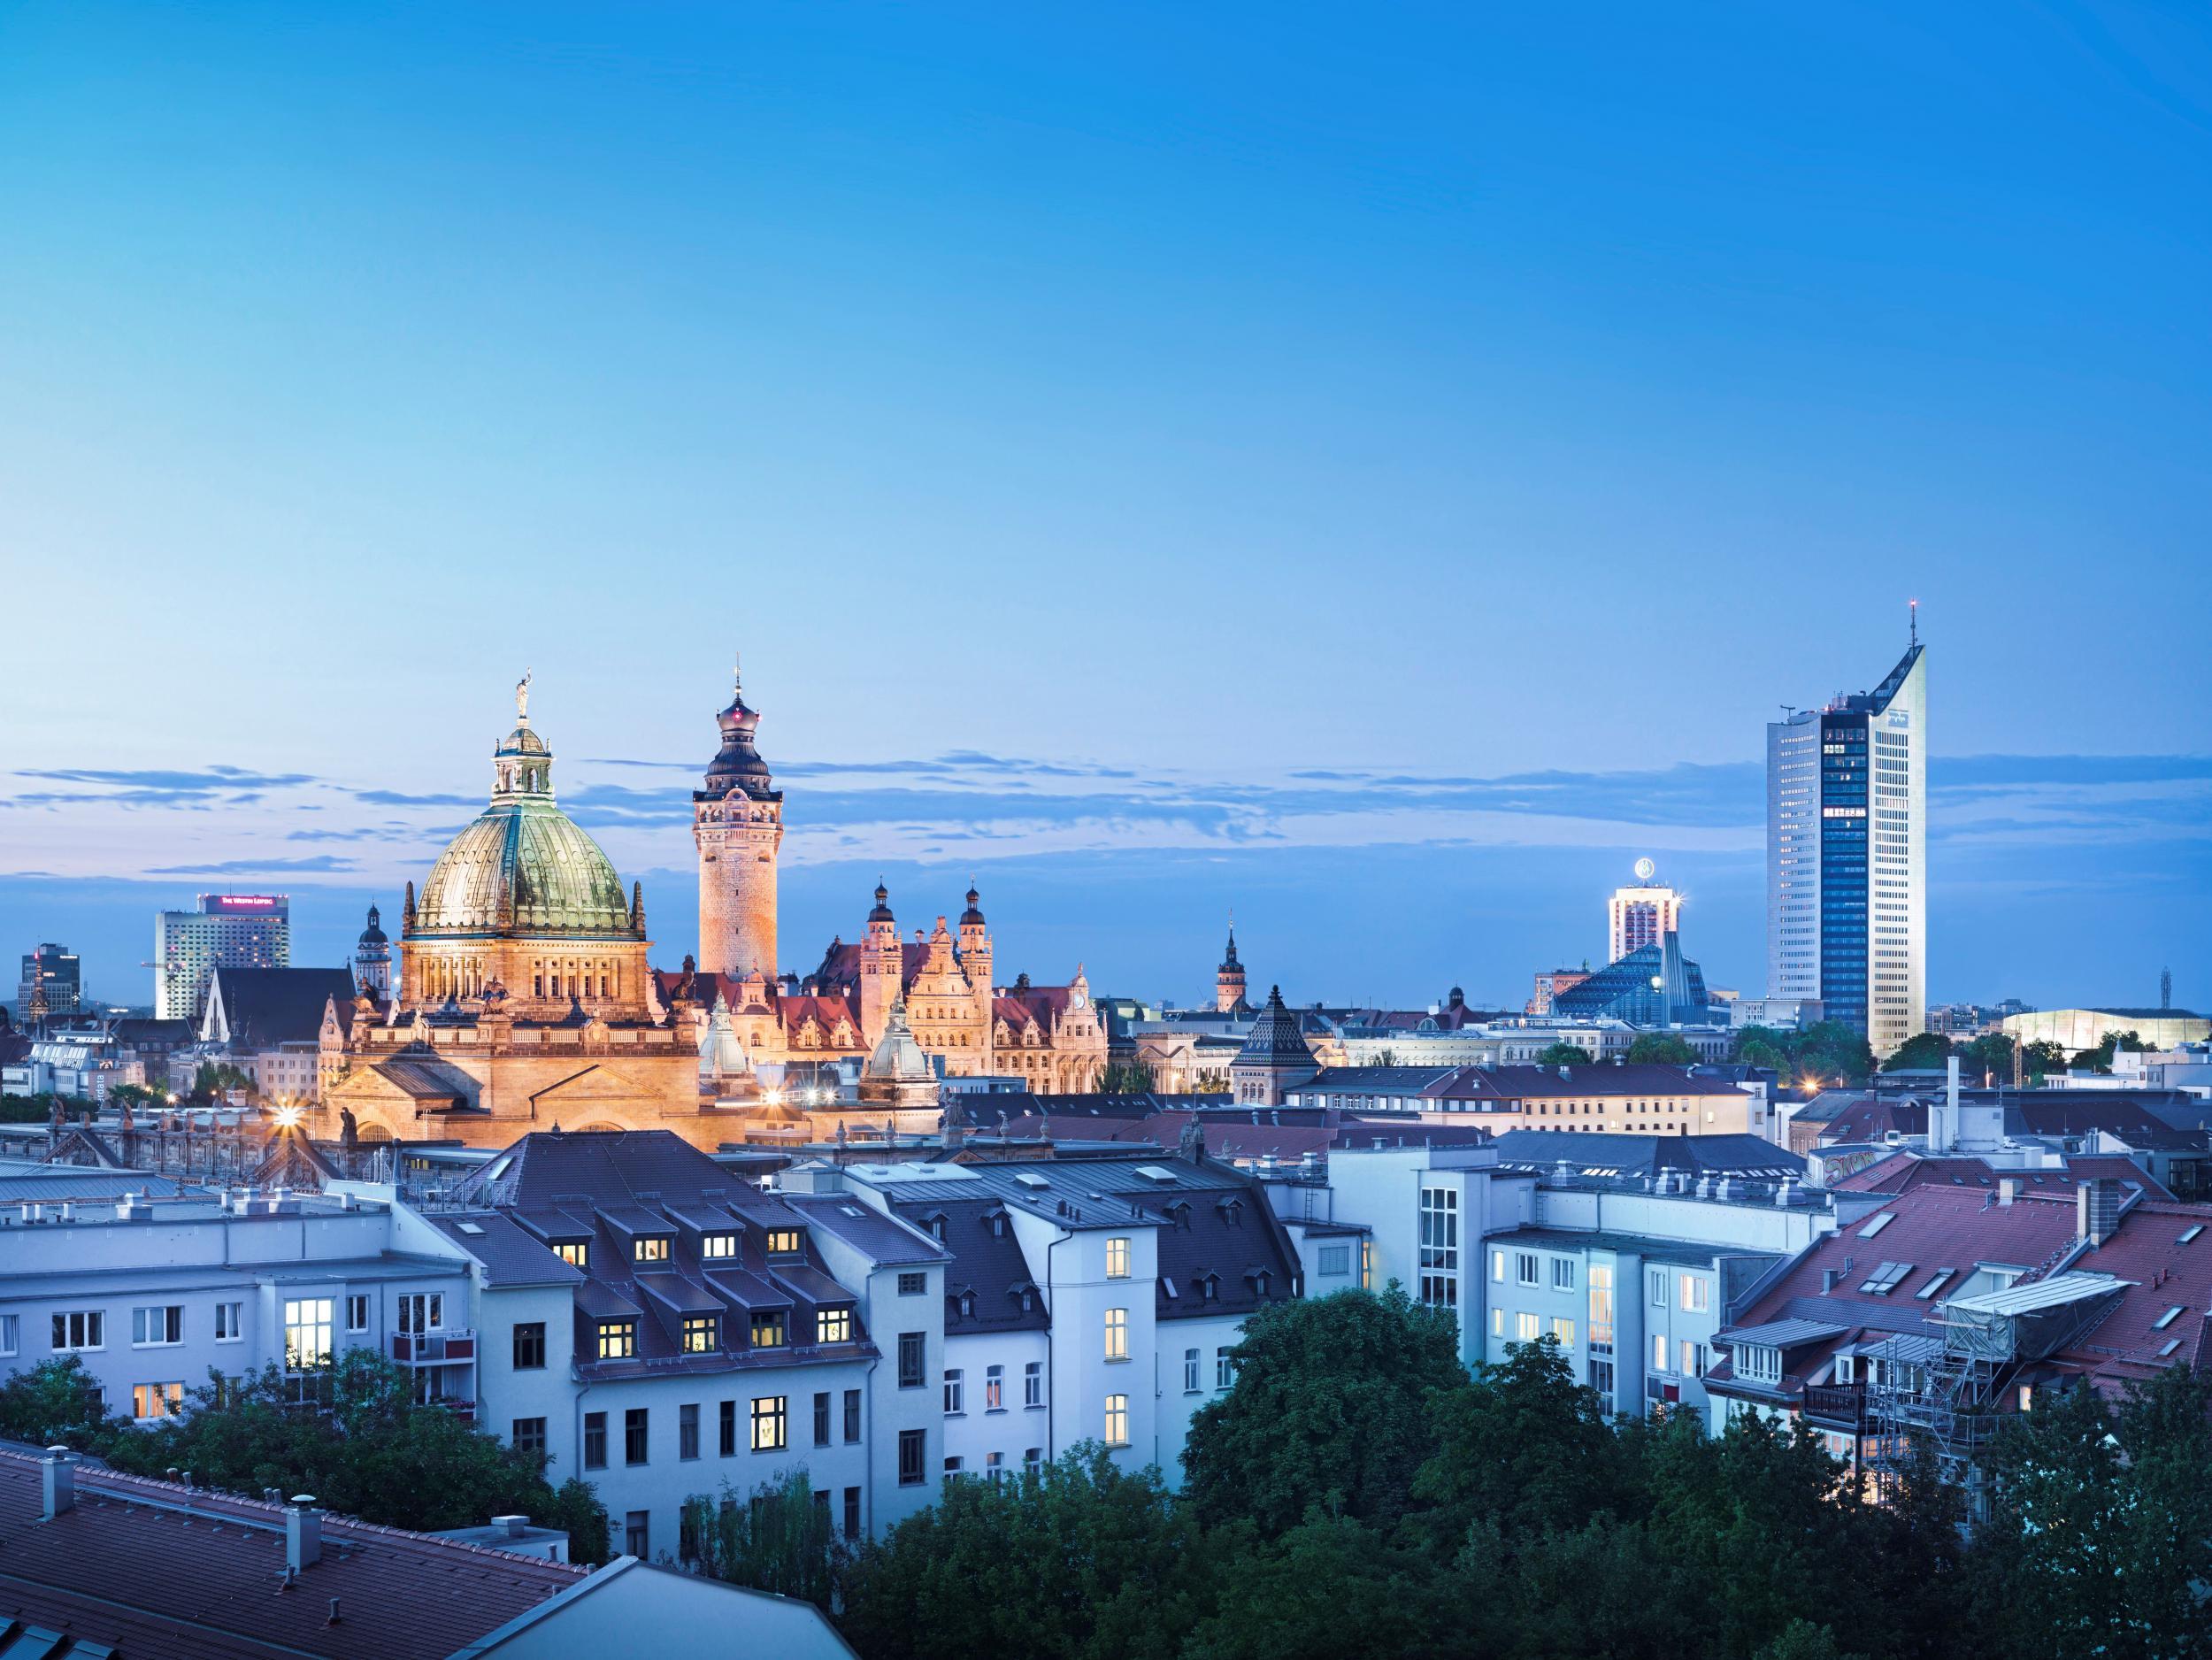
[146,855,360,874]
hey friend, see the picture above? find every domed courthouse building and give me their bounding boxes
[318,665,1105,1149]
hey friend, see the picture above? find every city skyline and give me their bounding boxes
[4,628,2204,1016]
[4,4,2208,1011]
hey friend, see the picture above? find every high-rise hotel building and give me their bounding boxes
[154,894,290,1021]
[1766,631,1926,1056]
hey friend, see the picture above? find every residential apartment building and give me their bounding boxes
[1703,1178,2212,1508]
[1282,1063,1769,1139]
[0,1187,475,1427]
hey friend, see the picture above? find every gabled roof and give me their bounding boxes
[0,1449,582,1660]
[1836,1151,2174,1201]
[890,1198,1049,1333]
[206,966,359,1049]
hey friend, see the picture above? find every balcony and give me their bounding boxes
[390,1330,477,1365]
[1803,1381,1866,1429]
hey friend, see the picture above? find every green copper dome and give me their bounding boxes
[411,690,639,940]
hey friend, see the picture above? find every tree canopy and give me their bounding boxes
[1532,1041,1591,1066]
[1624,1034,1697,1065]
[1881,1031,1955,1072]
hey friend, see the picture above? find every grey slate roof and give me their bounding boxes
[1486,1130,1805,1179]
[426,1210,582,1287]
[786,1194,950,1265]
[208,966,357,1048]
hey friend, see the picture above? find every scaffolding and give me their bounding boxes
[1865,1271,2126,1515]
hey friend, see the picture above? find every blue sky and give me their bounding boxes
[2,3,2207,1011]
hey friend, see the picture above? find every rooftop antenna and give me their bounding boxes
[2161,966,2172,1011]
[1909,598,1918,645]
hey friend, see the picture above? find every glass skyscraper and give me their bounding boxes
[1765,634,1926,1056]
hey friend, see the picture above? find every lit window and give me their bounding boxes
[1551,1318,1575,1348]
[282,1299,333,1372]
[1516,1311,1540,1341]
[1104,1307,1128,1362]
[751,1395,787,1451]
[751,1310,787,1349]
[702,1233,737,1259]
[987,1363,1005,1410]
[765,1229,802,1257]
[1103,1394,1129,1448]
[682,1315,719,1354]
[1105,1237,1130,1279]
[1678,1275,1709,1313]
[1653,1333,1670,1372]
[132,1381,185,1420]
[555,1241,588,1268]
[634,1236,670,1265]
[1491,1308,1505,1338]
[818,1307,852,1344]
[597,1318,636,1359]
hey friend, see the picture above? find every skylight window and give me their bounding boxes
[1133,1165,1179,1184]
[1861,1212,1895,1238]
[1013,1172,1051,1190]
[1913,1269,1954,1300]
[2180,1226,2204,1246]
[457,1221,485,1236]
[485,1155,512,1181]
[2159,1338,2183,1358]
[1859,1261,1913,1295]
[2153,1306,2185,1331]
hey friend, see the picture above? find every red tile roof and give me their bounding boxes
[0,1451,581,1660]
[1836,1152,2174,1202]
[1816,1096,1928,1144]
[2051,1200,2212,1387]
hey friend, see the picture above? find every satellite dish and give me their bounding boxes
[1633,857,1656,883]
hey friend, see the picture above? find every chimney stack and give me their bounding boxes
[1998,1177,2020,1207]
[287,1496,323,1572]
[494,1513,529,1539]
[41,1447,75,1519]
[2077,1178,2121,1247]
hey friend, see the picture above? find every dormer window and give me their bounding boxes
[555,1242,588,1269]
[959,1292,978,1319]
[764,1229,803,1257]
[750,1310,787,1348]
[701,1233,736,1260]
[634,1236,670,1265]
[989,1213,1007,1239]
[595,1318,635,1359]
[818,1307,852,1344]
[1020,1289,1035,1313]
[681,1314,719,1354]
[1740,1344,1783,1384]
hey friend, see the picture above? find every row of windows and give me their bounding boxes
[944,1362,1047,1412]
[580,1390,865,1467]
[590,1304,851,1360]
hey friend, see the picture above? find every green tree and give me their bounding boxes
[1978,1368,2212,1660]
[1182,1284,1466,1538]
[1624,1034,1695,1065]
[1789,1021,1877,1089]
[1099,1058,1156,1093]
[2020,1039,2070,1082]
[684,1468,841,1607]
[1753,1620,1867,1660]
[1412,1335,1628,1548]
[101,1350,611,1556]
[1881,1031,1954,1072]
[0,1356,122,1452]
[840,1447,1219,1660]
[1959,1031,2018,1086]
[1183,1515,1455,1660]
[1532,1042,1590,1067]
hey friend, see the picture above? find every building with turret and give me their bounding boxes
[319,680,700,1148]
[1216,924,1249,1014]
[353,903,391,998]
[1231,986,1321,1106]
[695,657,784,980]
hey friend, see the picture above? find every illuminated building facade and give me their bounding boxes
[1608,859,1682,964]
[154,894,289,1022]
[1766,627,1926,1056]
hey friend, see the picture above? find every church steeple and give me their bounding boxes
[1215,914,1249,1013]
